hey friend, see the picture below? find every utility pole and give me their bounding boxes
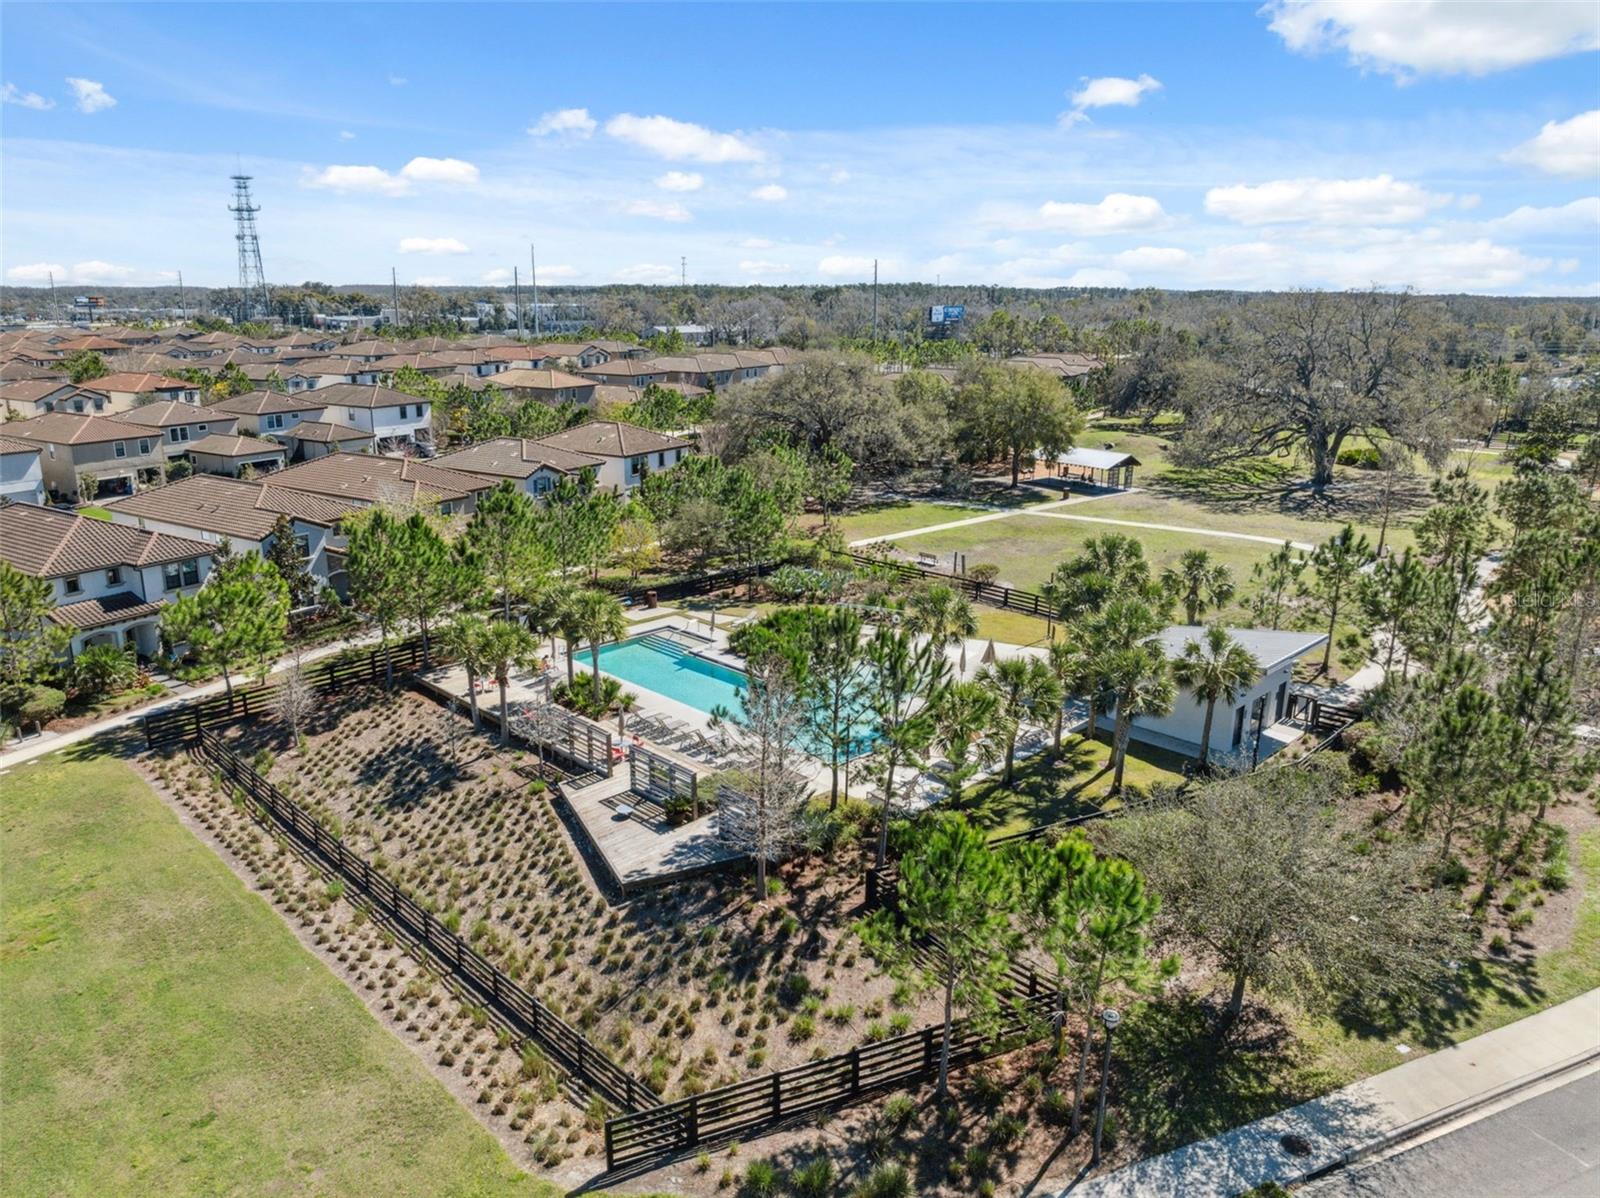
[48,270,58,324]
[681,256,687,289]
[530,243,540,337]
[514,266,524,338]
[177,271,187,322]
[391,267,400,330]
[871,258,879,342]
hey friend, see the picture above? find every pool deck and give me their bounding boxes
[556,772,743,895]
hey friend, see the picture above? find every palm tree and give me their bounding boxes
[526,580,579,666]
[932,680,1000,798]
[1170,625,1260,770]
[479,618,539,744]
[978,655,1064,786]
[906,583,980,675]
[439,613,489,730]
[1092,598,1174,792]
[1161,548,1236,625]
[615,688,637,736]
[570,589,628,707]
[1043,532,1153,623]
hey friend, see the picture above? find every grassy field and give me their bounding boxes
[833,499,981,543]
[1,752,551,1198]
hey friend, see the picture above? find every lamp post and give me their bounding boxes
[1091,1007,1121,1166]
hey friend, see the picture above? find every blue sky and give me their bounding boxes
[2,1,1596,294]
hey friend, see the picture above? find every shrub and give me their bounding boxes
[19,686,65,732]
[851,1163,911,1198]
[776,970,812,1007]
[966,563,1000,585]
[881,1092,916,1130]
[71,643,138,699]
[791,1157,835,1198]
[740,1159,780,1198]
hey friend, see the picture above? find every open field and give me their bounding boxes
[215,686,943,1097]
[0,751,548,1198]
[832,499,978,542]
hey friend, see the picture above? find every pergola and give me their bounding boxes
[1049,447,1140,489]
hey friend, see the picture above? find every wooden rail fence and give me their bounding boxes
[848,552,1054,619]
[189,727,656,1115]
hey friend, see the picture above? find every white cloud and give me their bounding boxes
[623,198,692,222]
[2,83,54,110]
[529,107,597,138]
[1032,193,1168,235]
[301,156,479,196]
[7,260,136,284]
[829,168,851,184]
[655,170,704,192]
[338,130,356,141]
[539,264,580,280]
[482,268,512,284]
[1065,267,1131,287]
[399,156,479,186]
[1264,0,1600,78]
[740,260,791,276]
[410,275,454,286]
[1457,193,1481,211]
[1503,111,1600,179]
[1112,246,1193,271]
[301,164,413,196]
[615,263,677,283]
[1062,74,1161,126]
[1486,197,1600,236]
[604,113,764,163]
[740,237,775,249]
[388,75,408,87]
[817,255,877,278]
[65,77,115,114]
[750,184,788,202]
[398,236,470,255]
[1205,174,1449,225]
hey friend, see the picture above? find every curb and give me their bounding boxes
[1299,1044,1600,1184]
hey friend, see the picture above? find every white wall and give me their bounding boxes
[1129,659,1295,758]
[0,452,44,505]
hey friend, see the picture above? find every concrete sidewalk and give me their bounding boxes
[0,629,383,772]
[1065,988,1600,1198]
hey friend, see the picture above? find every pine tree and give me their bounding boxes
[1161,548,1236,625]
[1307,524,1372,675]
[463,480,548,621]
[161,553,289,700]
[264,514,317,608]
[978,655,1063,785]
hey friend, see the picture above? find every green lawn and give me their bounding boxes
[834,499,982,543]
[1,752,552,1198]
[959,733,1186,839]
[972,605,1053,647]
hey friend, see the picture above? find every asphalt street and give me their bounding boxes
[1303,1069,1600,1198]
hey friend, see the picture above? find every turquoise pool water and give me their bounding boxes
[595,634,747,716]
[595,634,877,758]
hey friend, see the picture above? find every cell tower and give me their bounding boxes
[228,174,271,321]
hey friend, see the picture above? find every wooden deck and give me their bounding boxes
[558,773,743,894]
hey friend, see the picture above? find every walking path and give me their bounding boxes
[1062,988,1600,1198]
[0,629,383,771]
[850,492,1315,552]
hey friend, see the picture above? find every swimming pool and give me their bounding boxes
[595,634,747,717]
[595,633,877,757]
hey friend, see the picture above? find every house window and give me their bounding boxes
[105,567,121,585]
[657,452,666,467]
[197,424,207,433]
[294,534,311,559]
[1231,706,1247,748]
[397,404,409,419]
[63,575,81,595]
[1275,680,1287,722]
[138,439,152,455]
[163,558,201,591]
[114,441,127,458]
[628,456,645,477]
[265,413,284,431]
[169,426,189,443]
[532,476,553,495]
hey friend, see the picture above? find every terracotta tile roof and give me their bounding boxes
[0,435,42,457]
[0,379,78,404]
[533,420,690,459]
[78,372,194,394]
[118,401,238,429]
[0,503,211,577]
[268,452,488,506]
[311,382,427,410]
[104,473,359,540]
[3,411,154,446]
[490,368,596,391]
[574,359,663,378]
[274,357,362,377]
[186,433,286,458]
[212,390,328,416]
[432,437,604,480]
[51,335,126,352]
[280,420,371,444]
[0,362,67,382]
[48,591,168,630]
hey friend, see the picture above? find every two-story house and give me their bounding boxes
[268,452,489,516]
[73,372,202,414]
[0,436,46,506]
[528,421,691,494]
[309,383,433,450]
[119,401,242,460]
[489,368,599,408]
[0,378,80,418]
[573,359,667,390]
[212,390,329,437]
[432,438,605,499]
[4,412,167,501]
[0,502,213,659]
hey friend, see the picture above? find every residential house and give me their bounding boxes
[0,502,213,659]
[268,452,489,515]
[489,368,598,407]
[4,412,166,500]
[187,433,287,478]
[212,389,329,437]
[119,401,241,459]
[529,421,690,494]
[277,420,376,462]
[309,382,434,449]
[103,473,360,596]
[1125,626,1329,763]
[0,436,46,506]
[1,378,81,417]
[73,372,202,413]
[432,438,605,498]
[573,358,668,390]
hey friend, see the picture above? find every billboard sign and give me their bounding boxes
[928,304,966,324]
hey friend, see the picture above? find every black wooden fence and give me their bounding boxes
[848,552,1054,619]
[143,636,437,749]
[190,727,657,1114]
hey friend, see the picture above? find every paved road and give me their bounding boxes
[1304,1069,1600,1198]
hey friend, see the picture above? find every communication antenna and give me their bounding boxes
[228,174,271,321]
[531,243,540,337]
[681,256,687,289]
[178,270,187,321]
[391,267,400,329]
[514,266,524,338]
[871,259,879,341]
[48,270,59,323]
